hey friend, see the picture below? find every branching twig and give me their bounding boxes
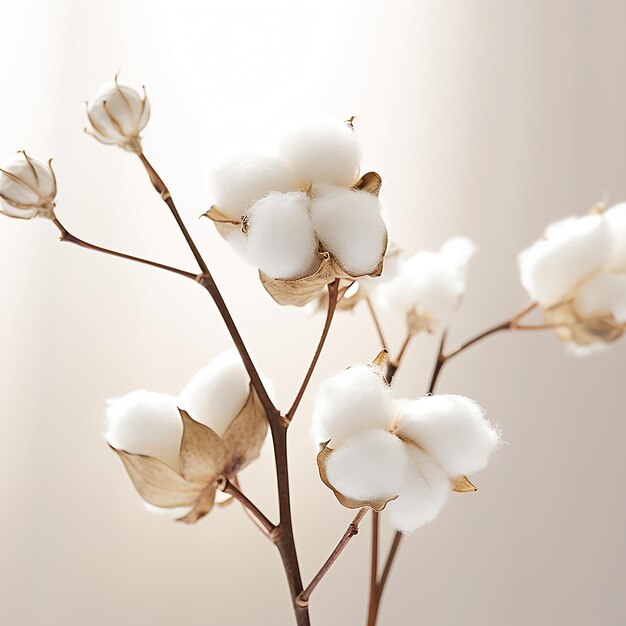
[286,279,340,424]
[296,508,369,607]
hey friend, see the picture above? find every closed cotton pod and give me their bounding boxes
[311,183,387,276]
[244,191,319,280]
[206,151,298,221]
[278,116,361,187]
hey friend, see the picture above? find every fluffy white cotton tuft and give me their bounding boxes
[605,203,626,271]
[376,237,476,328]
[206,151,297,220]
[575,273,626,323]
[245,191,320,279]
[311,364,394,447]
[518,214,610,308]
[278,116,361,187]
[104,390,182,470]
[396,395,499,477]
[178,350,250,438]
[385,446,450,533]
[325,429,408,502]
[310,183,387,276]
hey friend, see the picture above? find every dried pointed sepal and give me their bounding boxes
[222,385,268,475]
[177,483,218,524]
[543,300,624,345]
[111,447,202,508]
[316,443,398,512]
[353,171,382,197]
[371,349,389,370]
[178,409,227,483]
[450,475,478,493]
[202,205,242,239]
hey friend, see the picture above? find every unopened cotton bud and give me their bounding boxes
[325,429,407,502]
[104,390,182,470]
[85,75,150,153]
[245,191,319,280]
[396,395,499,477]
[518,214,610,308]
[311,364,393,447]
[278,116,361,187]
[0,152,56,219]
[311,183,387,276]
[206,151,298,221]
[385,446,450,533]
[178,350,251,438]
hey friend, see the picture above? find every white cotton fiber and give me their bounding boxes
[206,151,297,221]
[376,237,475,327]
[518,214,610,308]
[575,273,626,324]
[104,390,182,470]
[396,395,499,477]
[385,446,450,533]
[311,183,387,276]
[144,503,192,518]
[245,191,320,279]
[325,429,408,502]
[605,202,626,271]
[278,116,361,187]
[311,364,394,447]
[178,349,250,438]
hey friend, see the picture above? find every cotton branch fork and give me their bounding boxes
[136,152,310,626]
[368,300,541,626]
[286,279,340,424]
[296,507,369,608]
[51,217,198,280]
[219,478,277,538]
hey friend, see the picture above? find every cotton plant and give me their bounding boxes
[518,203,626,348]
[204,117,388,306]
[0,73,623,626]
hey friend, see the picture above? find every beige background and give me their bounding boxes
[1,1,625,624]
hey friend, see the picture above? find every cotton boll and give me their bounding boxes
[605,203,626,271]
[278,116,361,187]
[440,237,477,269]
[206,151,297,221]
[178,350,250,438]
[311,184,387,276]
[312,364,394,447]
[385,446,450,533]
[325,429,408,502]
[245,191,319,279]
[518,214,610,308]
[104,390,182,470]
[575,273,626,324]
[396,395,499,477]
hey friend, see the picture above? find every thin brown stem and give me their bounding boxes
[220,478,277,538]
[376,532,403,603]
[366,512,380,626]
[286,279,340,424]
[51,217,197,280]
[137,155,308,624]
[365,296,388,349]
[296,508,369,607]
[138,152,209,274]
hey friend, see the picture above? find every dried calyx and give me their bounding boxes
[104,350,268,523]
[311,351,500,533]
[0,151,57,220]
[518,203,626,348]
[204,117,388,306]
[85,73,150,154]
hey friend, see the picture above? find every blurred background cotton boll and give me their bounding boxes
[1,1,626,626]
